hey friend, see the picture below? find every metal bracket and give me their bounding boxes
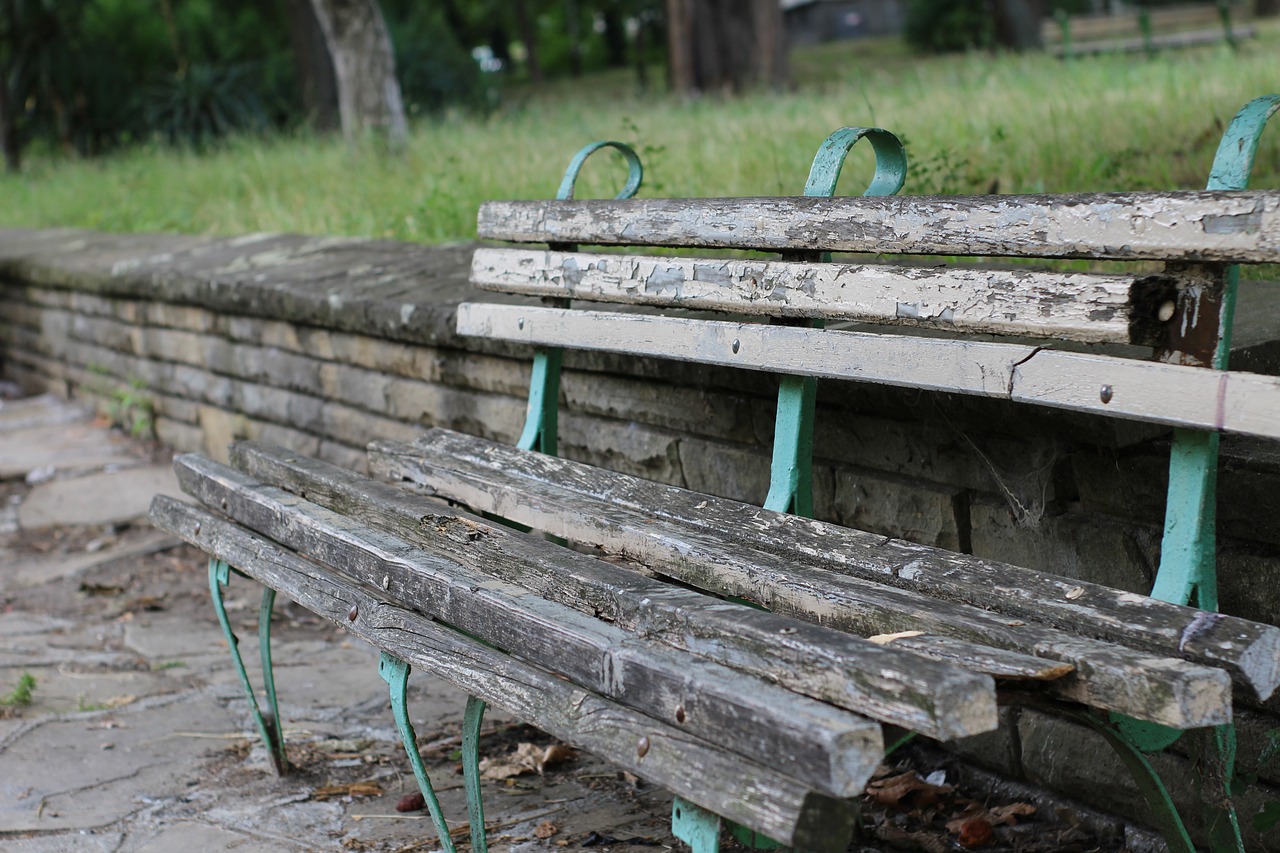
[209,558,288,775]
[461,695,490,853]
[378,652,459,853]
[764,126,906,516]
[672,797,722,853]
[517,141,644,456]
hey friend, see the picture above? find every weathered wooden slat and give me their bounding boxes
[470,247,1173,345]
[369,429,1249,727]
[171,454,881,798]
[1012,350,1280,437]
[148,497,857,852]
[457,303,1280,441]
[457,303,1030,397]
[229,440,1007,740]
[475,192,1280,262]
[379,429,1280,701]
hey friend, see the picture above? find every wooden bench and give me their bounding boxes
[151,95,1280,853]
[1043,1,1254,57]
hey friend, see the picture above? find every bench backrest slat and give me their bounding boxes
[471,247,1176,345]
[457,303,1280,440]
[477,191,1280,262]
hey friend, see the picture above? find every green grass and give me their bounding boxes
[1,672,36,707]
[1,27,1277,246]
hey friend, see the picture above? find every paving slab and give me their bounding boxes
[17,466,182,529]
[4,528,178,587]
[0,395,91,433]
[0,422,136,481]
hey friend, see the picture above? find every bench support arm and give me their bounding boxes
[209,558,288,775]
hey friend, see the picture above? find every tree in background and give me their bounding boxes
[665,0,788,95]
[304,0,406,146]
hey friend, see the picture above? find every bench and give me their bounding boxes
[150,93,1280,853]
[1043,1,1254,57]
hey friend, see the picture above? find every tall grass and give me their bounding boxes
[1,26,1277,245]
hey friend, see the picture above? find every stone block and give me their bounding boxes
[559,414,683,486]
[833,465,965,550]
[153,417,203,453]
[678,436,770,505]
[969,499,1157,593]
[197,406,251,464]
[563,372,757,444]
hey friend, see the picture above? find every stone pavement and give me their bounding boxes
[0,394,677,852]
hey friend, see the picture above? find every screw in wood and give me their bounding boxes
[347,604,359,622]
[382,575,391,590]
[731,339,741,354]
[518,317,525,330]
[220,497,228,509]
[636,736,651,758]
[675,705,686,724]
[194,522,202,536]
[1100,384,1114,404]
[1157,301,1177,322]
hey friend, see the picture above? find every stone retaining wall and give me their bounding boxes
[2,227,1278,847]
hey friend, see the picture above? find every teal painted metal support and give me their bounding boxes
[378,652,459,853]
[208,558,288,775]
[672,797,722,853]
[1109,95,1278,849]
[461,695,490,853]
[516,348,563,453]
[517,140,644,457]
[1151,95,1280,618]
[763,126,906,518]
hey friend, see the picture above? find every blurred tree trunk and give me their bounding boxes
[514,0,543,83]
[306,0,406,146]
[991,0,1044,50]
[1256,0,1279,18]
[283,0,339,131]
[0,69,17,172]
[665,0,788,94]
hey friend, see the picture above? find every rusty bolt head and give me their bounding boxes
[731,339,741,354]
[194,522,202,536]
[518,317,526,330]
[636,736,650,758]
[347,604,359,622]
[675,706,686,724]
[1100,384,1114,404]
[1157,301,1176,322]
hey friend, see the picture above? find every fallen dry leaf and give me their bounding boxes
[479,742,575,780]
[104,694,137,709]
[534,820,559,838]
[955,817,993,848]
[865,770,953,809]
[311,781,384,801]
[397,792,426,812]
[988,802,1035,825]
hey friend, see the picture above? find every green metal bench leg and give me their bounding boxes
[672,797,722,853]
[209,557,288,775]
[462,695,490,853]
[378,652,459,853]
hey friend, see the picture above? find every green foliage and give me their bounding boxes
[386,7,486,115]
[107,377,155,438]
[139,62,268,146]
[1,672,36,707]
[904,0,993,53]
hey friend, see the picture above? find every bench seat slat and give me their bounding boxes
[172,454,881,798]
[384,429,1280,702]
[226,442,1004,742]
[477,191,1280,263]
[370,431,1239,730]
[149,497,859,853]
[471,248,1166,344]
[458,303,1280,440]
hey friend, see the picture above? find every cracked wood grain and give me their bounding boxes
[169,454,882,798]
[148,496,858,852]
[456,303,1280,440]
[470,247,1178,345]
[476,191,1280,262]
[373,429,1262,727]
[230,440,1003,741]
